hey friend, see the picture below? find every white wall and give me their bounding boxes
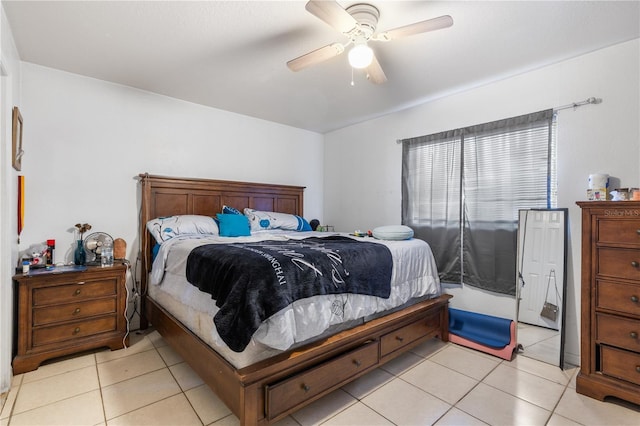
[324,39,640,366]
[16,63,324,332]
[19,63,324,254]
[0,1,21,397]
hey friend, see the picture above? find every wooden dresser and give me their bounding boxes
[12,264,129,374]
[576,201,640,404]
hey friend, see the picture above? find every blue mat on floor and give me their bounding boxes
[449,308,512,349]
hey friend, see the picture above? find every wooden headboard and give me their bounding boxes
[137,173,305,324]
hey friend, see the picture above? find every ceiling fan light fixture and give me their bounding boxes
[348,43,373,69]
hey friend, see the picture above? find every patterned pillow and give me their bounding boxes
[222,205,242,215]
[146,215,218,243]
[243,208,311,232]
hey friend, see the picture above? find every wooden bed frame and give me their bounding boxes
[138,173,452,425]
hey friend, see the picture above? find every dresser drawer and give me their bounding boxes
[596,313,640,352]
[33,298,117,326]
[265,340,378,420]
[33,280,117,306]
[596,280,640,316]
[597,219,640,246]
[597,248,640,281]
[601,346,640,386]
[380,313,439,357]
[32,316,117,347]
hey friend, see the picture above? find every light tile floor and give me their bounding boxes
[2,329,639,426]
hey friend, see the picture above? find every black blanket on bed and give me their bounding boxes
[185,236,393,352]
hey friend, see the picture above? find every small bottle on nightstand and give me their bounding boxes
[46,239,55,265]
[101,241,114,267]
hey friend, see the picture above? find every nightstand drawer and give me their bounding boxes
[33,279,117,306]
[598,248,640,281]
[597,219,640,246]
[33,316,117,347]
[596,280,640,316]
[596,313,640,352]
[601,346,640,386]
[33,298,117,326]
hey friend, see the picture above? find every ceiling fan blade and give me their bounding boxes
[376,15,453,41]
[305,0,358,34]
[287,43,345,72]
[366,54,387,84]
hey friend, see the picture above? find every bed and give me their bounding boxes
[138,173,451,425]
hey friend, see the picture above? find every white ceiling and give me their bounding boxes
[3,1,639,133]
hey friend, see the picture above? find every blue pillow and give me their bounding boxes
[216,213,251,237]
[222,205,242,215]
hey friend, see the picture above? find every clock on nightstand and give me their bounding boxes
[12,263,129,374]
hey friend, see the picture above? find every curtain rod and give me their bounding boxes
[554,96,602,112]
[395,96,603,144]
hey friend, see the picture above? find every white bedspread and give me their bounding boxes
[149,231,441,367]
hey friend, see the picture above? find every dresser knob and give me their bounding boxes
[353,359,362,367]
[395,336,404,342]
[636,366,640,373]
[73,327,81,335]
[73,308,81,315]
[632,261,640,268]
[632,295,639,303]
[631,331,638,339]
[301,384,310,392]
[74,289,81,296]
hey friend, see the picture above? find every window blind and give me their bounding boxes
[402,109,556,295]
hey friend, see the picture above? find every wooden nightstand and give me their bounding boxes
[12,263,129,374]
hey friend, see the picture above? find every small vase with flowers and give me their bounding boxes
[74,223,92,265]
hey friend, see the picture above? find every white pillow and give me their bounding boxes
[146,215,219,243]
[243,208,311,232]
[372,225,414,240]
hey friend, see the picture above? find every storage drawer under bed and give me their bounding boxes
[380,311,440,357]
[265,340,378,420]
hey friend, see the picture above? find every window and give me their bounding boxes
[401,110,556,295]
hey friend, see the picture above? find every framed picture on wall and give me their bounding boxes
[12,106,23,171]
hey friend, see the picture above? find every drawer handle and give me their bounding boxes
[353,359,362,367]
[73,327,81,335]
[301,384,310,393]
[632,261,640,268]
[630,331,638,339]
[636,366,640,373]
[74,289,81,296]
[395,336,404,342]
[73,308,81,315]
[632,295,639,303]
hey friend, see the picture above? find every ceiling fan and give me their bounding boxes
[287,1,453,84]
